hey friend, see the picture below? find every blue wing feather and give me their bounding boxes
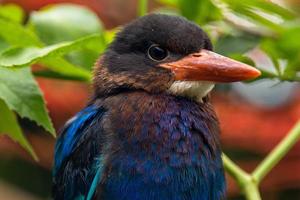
[87,156,104,200]
[54,106,100,173]
[53,105,106,199]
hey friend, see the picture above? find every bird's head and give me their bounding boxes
[93,14,260,102]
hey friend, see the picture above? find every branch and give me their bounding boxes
[222,153,249,185]
[222,154,262,200]
[252,119,300,183]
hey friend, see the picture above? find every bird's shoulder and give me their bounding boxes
[54,105,106,172]
[53,105,106,200]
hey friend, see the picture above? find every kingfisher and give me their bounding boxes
[53,14,260,200]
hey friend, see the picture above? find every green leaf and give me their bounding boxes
[235,6,283,32]
[0,18,42,47]
[138,0,148,16]
[178,0,221,24]
[178,0,202,21]
[29,4,105,70]
[230,54,256,66]
[215,33,260,56]
[260,22,300,80]
[33,70,91,82]
[0,99,37,160]
[40,57,92,82]
[65,49,100,70]
[0,36,10,53]
[223,0,296,20]
[0,67,55,136]
[103,29,118,46]
[0,4,24,23]
[156,0,178,7]
[29,4,103,45]
[153,7,180,16]
[0,34,102,68]
[277,24,300,57]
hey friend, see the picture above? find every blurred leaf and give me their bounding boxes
[64,33,105,70]
[41,57,92,82]
[138,0,148,16]
[223,0,296,20]
[253,0,295,20]
[258,69,278,80]
[0,36,10,53]
[0,34,101,68]
[158,0,221,24]
[156,0,178,7]
[0,18,42,47]
[178,0,221,24]
[261,29,300,60]
[178,0,201,21]
[65,50,100,70]
[33,70,91,81]
[0,4,24,23]
[277,24,300,57]
[211,0,286,36]
[260,40,283,76]
[29,4,103,45]
[215,33,260,56]
[234,6,283,32]
[0,99,37,160]
[103,29,119,46]
[0,157,52,197]
[153,7,180,16]
[29,4,104,69]
[230,54,256,66]
[0,67,55,136]
[261,23,300,79]
[260,39,280,58]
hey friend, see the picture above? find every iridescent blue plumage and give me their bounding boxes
[53,92,226,200]
[54,106,100,173]
[53,105,106,199]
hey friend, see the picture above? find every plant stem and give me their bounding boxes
[252,119,300,183]
[222,153,249,185]
[243,180,262,200]
[222,154,262,200]
[223,120,300,199]
[138,0,148,17]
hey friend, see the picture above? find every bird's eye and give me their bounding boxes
[147,45,168,61]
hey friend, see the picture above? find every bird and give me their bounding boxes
[52,14,260,200]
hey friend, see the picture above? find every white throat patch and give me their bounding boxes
[167,81,215,103]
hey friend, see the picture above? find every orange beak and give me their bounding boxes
[159,49,261,82]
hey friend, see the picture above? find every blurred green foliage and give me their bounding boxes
[0,156,52,197]
[0,0,299,188]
